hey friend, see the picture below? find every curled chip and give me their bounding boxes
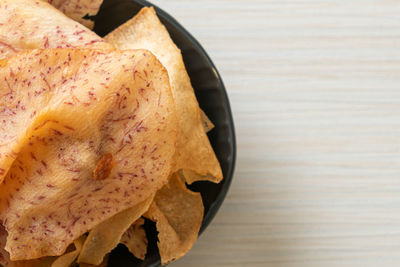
[0,234,86,267]
[144,173,204,265]
[47,0,104,29]
[200,109,215,133]
[0,48,177,260]
[0,0,112,60]
[0,225,37,267]
[0,1,223,265]
[105,7,223,184]
[79,255,109,267]
[78,194,154,265]
[120,218,148,260]
[51,235,86,267]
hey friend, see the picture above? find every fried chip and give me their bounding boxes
[78,194,153,265]
[144,173,204,265]
[200,109,215,133]
[120,218,148,260]
[0,0,112,60]
[51,235,85,267]
[0,48,177,260]
[0,235,86,267]
[46,0,103,29]
[105,7,222,184]
[0,225,27,267]
[79,255,108,267]
[0,225,10,266]
[0,225,53,267]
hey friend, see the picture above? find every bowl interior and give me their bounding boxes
[93,0,236,266]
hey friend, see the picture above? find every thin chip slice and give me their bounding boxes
[0,225,53,267]
[78,194,154,265]
[0,225,34,267]
[120,218,147,260]
[0,235,86,267]
[0,218,83,267]
[46,0,103,29]
[105,7,222,184]
[200,109,214,133]
[0,0,112,60]
[79,255,109,267]
[0,225,10,266]
[144,173,204,265]
[0,49,177,260]
[33,258,56,267]
[51,235,85,267]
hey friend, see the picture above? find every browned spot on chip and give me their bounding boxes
[93,153,114,180]
[0,59,7,68]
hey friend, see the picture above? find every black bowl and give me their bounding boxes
[93,1,236,266]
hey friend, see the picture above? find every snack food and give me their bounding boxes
[51,236,86,267]
[144,173,203,265]
[200,109,215,133]
[0,1,223,266]
[46,0,103,29]
[105,7,222,184]
[0,48,177,260]
[0,0,111,60]
[78,195,154,265]
[120,218,147,260]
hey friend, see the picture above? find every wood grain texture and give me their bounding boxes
[149,1,400,266]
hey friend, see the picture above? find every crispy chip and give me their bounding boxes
[200,109,215,133]
[105,7,222,184]
[46,0,103,29]
[0,225,28,267]
[0,0,112,60]
[51,235,85,267]
[0,225,53,267]
[0,225,10,266]
[144,173,204,265]
[34,258,56,267]
[0,235,87,267]
[120,218,147,260]
[79,255,108,267]
[0,49,177,260]
[78,195,153,265]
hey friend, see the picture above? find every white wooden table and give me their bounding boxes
[150,1,400,266]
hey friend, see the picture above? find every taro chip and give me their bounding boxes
[144,173,204,265]
[79,255,109,267]
[46,0,104,29]
[0,225,40,267]
[78,195,154,265]
[0,225,84,267]
[120,218,148,260]
[51,235,85,267]
[0,0,112,60]
[0,48,177,260]
[105,7,223,184]
[200,109,215,133]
